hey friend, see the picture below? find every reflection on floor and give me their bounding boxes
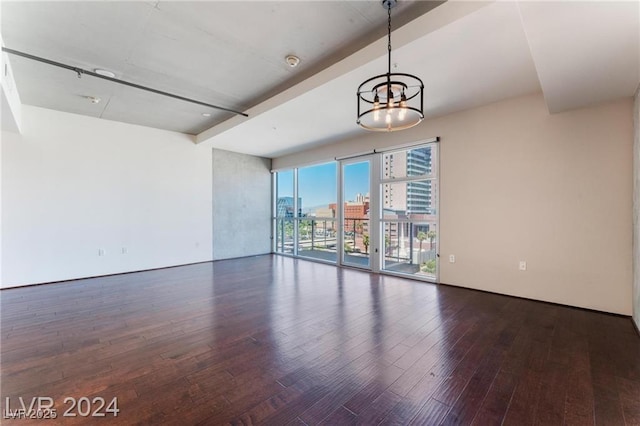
[297,249,436,280]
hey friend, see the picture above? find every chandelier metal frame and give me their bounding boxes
[356,0,424,132]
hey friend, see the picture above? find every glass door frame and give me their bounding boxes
[337,155,381,272]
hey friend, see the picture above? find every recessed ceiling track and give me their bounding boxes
[1,47,249,118]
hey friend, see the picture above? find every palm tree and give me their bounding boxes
[362,234,370,254]
[417,231,427,251]
[427,230,437,250]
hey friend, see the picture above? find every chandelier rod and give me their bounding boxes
[1,47,249,117]
[387,3,392,77]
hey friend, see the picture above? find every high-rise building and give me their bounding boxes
[382,147,433,217]
[406,148,432,216]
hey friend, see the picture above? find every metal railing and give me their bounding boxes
[275,218,437,275]
[382,220,436,263]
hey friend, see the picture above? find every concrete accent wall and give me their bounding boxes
[1,105,213,287]
[634,86,640,331]
[212,149,272,260]
[274,93,633,315]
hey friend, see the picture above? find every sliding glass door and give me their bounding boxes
[340,158,372,269]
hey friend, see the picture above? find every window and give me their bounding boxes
[381,145,438,279]
[297,162,337,262]
[273,141,438,281]
[273,162,338,262]
[274,170,294,254]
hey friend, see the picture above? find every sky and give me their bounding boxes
[277,161,370,210]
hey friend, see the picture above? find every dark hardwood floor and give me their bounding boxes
[1,255,639,425]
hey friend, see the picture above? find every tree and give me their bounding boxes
[417,231,427,251]
[284,220,294,239]
[421,259,436,274]
[299,220,309,240]
[363,234,370,254]
[427,230,437,250]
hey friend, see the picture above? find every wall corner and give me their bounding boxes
[1,38,23,134]
[633,84,640,333]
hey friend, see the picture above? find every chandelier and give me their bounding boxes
[357,0,424,132]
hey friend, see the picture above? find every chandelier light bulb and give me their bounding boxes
[399,91,407,120]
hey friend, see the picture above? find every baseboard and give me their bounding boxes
[0,259,215,291]
[437,280,632,319]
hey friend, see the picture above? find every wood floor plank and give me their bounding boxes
[618,377,640,425]
[1,255,638,425]
[354,389,404,425]
[409,397,450,426]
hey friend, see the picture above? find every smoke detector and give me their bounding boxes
[285,55,300,68]
[85,96,101,104]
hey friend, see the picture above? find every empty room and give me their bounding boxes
[1,1,639,424]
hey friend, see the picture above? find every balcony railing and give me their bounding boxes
[274,217,437,277]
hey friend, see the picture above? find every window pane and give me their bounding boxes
[382,145,435,179]
[298,218,338,263]
[275,218,294,254]
[383,179,436,219]
[382,221,437,278]
[342,218,370,268]
[276,170,295,218]
[298,162,337,218]
[342,161,370,268]
[297,162,338,262]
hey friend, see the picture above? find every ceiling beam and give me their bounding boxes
[196,0,494,146]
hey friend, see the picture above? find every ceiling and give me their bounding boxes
[0,1,440,134]
[1,1,638,158]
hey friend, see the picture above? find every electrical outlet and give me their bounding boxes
[121,247,127,255]
[98,249,105,256]
[449,254,455,263]
[519,261,527,271]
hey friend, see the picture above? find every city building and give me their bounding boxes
[276,196,302,217]
[383,148,436,242]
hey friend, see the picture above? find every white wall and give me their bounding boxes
[1,41,20,285]
[1,105,213,287]
[212,149,271,260]
[634,87,640,330]
[274,93,633,315]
